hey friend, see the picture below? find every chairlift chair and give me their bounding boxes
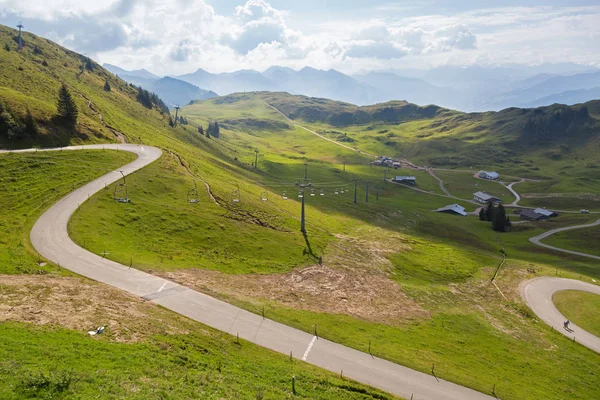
[232,183,241,203]
[261,191,268,201]
[113,171,130,203]
[187,181,199,204]
[298,190,304,198]
[319,189,325,196]
[282,191,288,200]
[310,189,316,197]
[335,188,339,195]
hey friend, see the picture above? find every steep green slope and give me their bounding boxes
[0,25,171,148]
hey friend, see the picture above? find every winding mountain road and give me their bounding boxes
[520,277,600,353]
[529,219,600,261]
[1,144,495,400]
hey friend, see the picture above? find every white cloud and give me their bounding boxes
[0,1,598,74]
[345,41,406,59]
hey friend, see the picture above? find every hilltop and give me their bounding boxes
[0,25,172,148]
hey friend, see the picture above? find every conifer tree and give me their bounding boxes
[85,57,94,71]
[56,84,78,126]
[492,203,507,232]
[485,203,494,222]
[478,207,486,221]
[104,80,111,92]
[24,108,39,137]
[198,125,204,136]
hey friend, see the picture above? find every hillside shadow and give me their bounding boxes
[302,231,322,264]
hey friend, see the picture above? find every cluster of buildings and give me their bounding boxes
[371,156,401,168]
[516,208,559,221]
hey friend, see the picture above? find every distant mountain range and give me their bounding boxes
[104,64,217,108]
[104,63,600,112]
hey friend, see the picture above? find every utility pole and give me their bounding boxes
[174,106,181,126]
[17,22,24,50]
[365,182,369,203]
[295,181,312,233]
[254,149,259,168]
[304,162,308,181]
[376,186,380,200]
[353,180,358,204]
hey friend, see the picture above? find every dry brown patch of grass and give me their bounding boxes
[158,233,427,325]
[0,275,193,342]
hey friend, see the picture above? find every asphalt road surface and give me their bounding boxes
[529,219,600,261]
[520,277,600,353]
[3,144,497,400]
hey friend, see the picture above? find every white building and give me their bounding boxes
[394,176,416,185]
[436,204,467,216]
[478,170,500,180]
[473,191,502,203]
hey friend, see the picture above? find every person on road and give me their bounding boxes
[564,320,570,329]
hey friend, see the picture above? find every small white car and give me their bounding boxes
[580,209,590,214]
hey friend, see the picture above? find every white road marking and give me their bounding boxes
[302,336,317,361]
[157,281,168,293]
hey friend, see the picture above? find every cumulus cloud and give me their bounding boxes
[222,0,305,57]
[345,41,406,59]
[0,1,597,74]
[345,23,476,59]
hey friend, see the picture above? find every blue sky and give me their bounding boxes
[0,0,598,75]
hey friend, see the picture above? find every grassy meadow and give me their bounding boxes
[553,290,600,337]
[2,24,600,400]
[68,94,600,399]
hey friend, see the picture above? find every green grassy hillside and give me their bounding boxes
[3,23,600,400]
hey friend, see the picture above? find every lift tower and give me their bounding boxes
[17,22,24,50]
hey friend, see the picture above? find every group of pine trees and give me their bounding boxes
[168,114,190,127]
[206,121,220,138]
[134,86,169,113]
[193,122,220,139]
[0,102,39,140]
[479,203,512,232]
[1,83,79,141]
